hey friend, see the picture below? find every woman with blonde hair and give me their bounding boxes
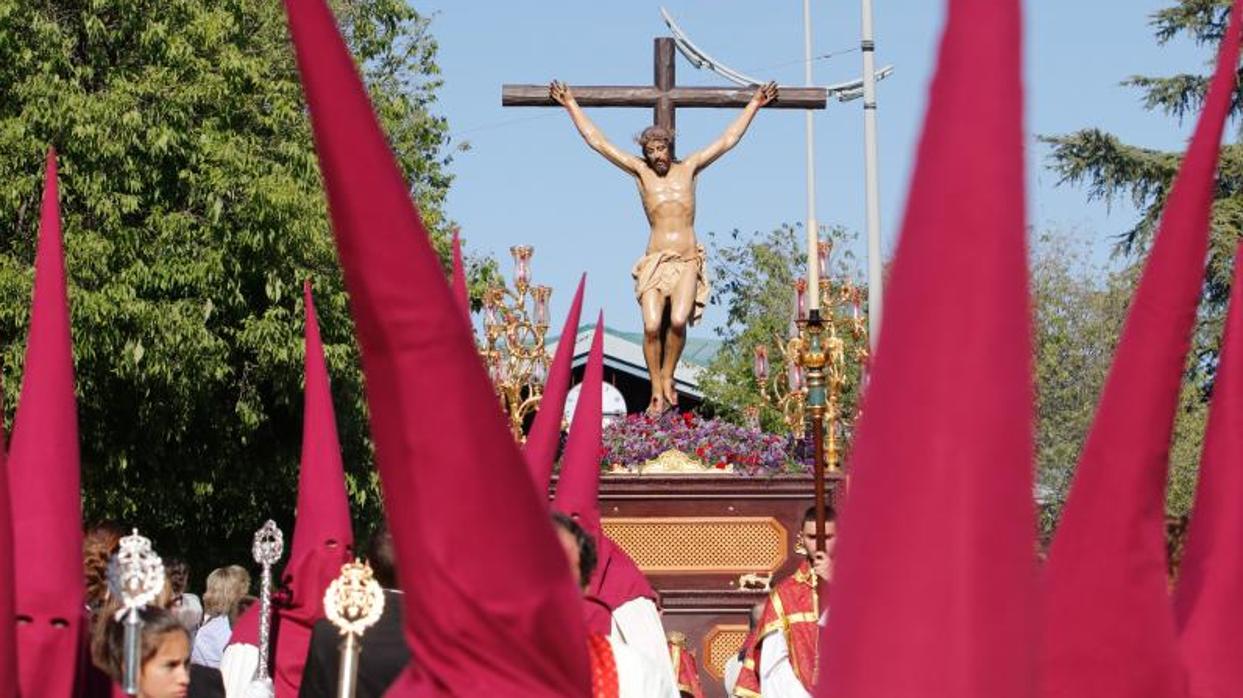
[190,565,251,669]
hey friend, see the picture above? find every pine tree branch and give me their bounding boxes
[1122,71,1243,122]
[1151,0,1232,46]
[1040,129,1180,211]
[1124,73,1208,120]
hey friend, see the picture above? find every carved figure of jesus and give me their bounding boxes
[551,80,777,412]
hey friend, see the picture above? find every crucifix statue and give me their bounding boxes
[503,38,826,413]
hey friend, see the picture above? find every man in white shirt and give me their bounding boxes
[553,513,679,698]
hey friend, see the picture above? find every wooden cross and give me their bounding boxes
[502,38,826,157]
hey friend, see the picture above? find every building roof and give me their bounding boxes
[547,324,723,400]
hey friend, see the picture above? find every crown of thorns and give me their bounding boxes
[636,125,675,147]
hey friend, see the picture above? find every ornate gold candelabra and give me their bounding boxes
[753,241,868,471]
[481,245,552,441]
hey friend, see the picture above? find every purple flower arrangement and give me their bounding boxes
[600,411,814,475]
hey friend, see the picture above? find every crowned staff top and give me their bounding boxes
[550,79,777,413]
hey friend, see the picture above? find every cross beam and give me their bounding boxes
[502,38,826,156]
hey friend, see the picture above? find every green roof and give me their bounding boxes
[608,328,723,367]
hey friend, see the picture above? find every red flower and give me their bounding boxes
[714,460,727,469]
[695,446,707,458]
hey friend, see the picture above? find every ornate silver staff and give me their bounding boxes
[107,530,165,696]
[251,520,284,683]
[323,560,385,698]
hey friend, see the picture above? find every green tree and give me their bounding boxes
[1042,0,1242,373]
[0,0,469,575]
[1030,230,1207,539]
[700,224,867,441]
[701,226,1208,534]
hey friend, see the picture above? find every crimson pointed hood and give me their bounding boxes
[280,0,590,694]
[450,228,470,327]
[553,314,605,536]
[10,149,84,698]
[225,284,355,698]
[226,284,356,698]
[1175,242,1243,696]
[817,0,1037,695]
[0,377,14,698]
[551,316,656,633]
[523,274,586,492]
[1041,3,1243,696]
[279,282,357,696]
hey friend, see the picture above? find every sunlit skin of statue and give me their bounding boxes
[551,79,778,412]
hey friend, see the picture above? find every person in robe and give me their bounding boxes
[551,318,679,688]
[220,283,356,698]
[297,525,410,698]
[723,602,765,696]
[552,513,678,698]
[733,506,834,698]
[667,631,704,697]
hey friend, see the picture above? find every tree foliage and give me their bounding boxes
[1042,0,1243,374]
[1031,231,1207,538]
[701,226,1209,535]
[699,224,867,442]
[0,0,470,575]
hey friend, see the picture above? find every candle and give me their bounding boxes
[807,227,820,311]
[793,278,808,322]
[531,285,551,326]
[788,363,806,392]
[753,345,770,383]
[510,245,532,288]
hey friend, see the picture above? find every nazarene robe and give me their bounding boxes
[587,632,679,698]
[728,631,759,698]
[734,562,820,696]
[667,634,704,697]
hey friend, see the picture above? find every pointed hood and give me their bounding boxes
[10,149,84,698]
[523,274,586,492]
[276,282,357,696]
[0,377,15,698]
[817,0,1037,695]
[288,281,354,564]
[553,314,605,536]
[552,316,656,634]
[1041,3,1243,696]
[1175,242,1243,696]
[281,0,590,694]
[450,228,470,327]
[227,283,354,698]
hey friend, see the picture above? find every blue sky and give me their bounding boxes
[417,1,1211,335]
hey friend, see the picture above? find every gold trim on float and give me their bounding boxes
[636,448,735,474]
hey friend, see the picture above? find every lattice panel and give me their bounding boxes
[703,624,750,679]
[600,516,788,574]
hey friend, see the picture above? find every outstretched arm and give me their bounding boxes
[550,81,644,175]
[686,82,778,173]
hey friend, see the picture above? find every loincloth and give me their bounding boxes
[631,245,710,326]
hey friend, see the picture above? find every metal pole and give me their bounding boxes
[803,0,820,307]
[804,312,829,549]
[861,0,883,348]
[337,633,362,698]
[122,613,141,695]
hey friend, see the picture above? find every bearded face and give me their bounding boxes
[643,139,672,176]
